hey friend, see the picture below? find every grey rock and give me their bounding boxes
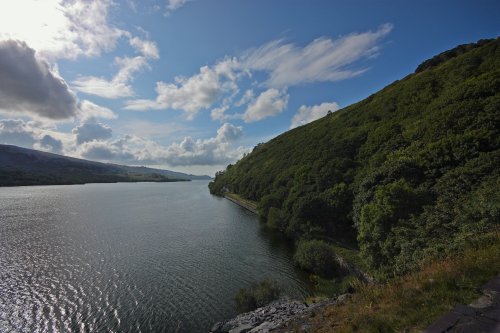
[336,293,351,303]
[249,321,274,332]
[211,322,226,333]
[229,323,254,333]
[209,297,344,332]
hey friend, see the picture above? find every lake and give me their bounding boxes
[0,181,310,332]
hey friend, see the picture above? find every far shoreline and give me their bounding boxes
[0,178,192,188]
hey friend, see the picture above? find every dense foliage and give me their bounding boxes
[293,240,342,278]
[234,280,281,313]
[209,38,500,276]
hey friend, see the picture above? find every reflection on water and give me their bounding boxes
[0,181,310,332]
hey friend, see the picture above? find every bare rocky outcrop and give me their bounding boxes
[209,295,349,333]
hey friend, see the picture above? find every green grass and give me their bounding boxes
[225,192,258,211]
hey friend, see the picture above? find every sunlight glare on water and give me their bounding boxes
[0,181,310,332]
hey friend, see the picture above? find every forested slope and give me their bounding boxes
[209,38,500,276]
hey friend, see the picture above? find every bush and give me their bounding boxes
[258,193,281,222]
[234,280,281,313]
[294,239,340,278]
[267,207,285,230]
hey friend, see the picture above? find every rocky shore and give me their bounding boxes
[209,295,349,333]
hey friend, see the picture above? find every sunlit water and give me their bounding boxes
[0,181,310,332]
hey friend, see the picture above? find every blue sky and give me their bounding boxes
[0,0,498,175]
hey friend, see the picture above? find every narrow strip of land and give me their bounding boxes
[224,192,258,214]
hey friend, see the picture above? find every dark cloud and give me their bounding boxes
[73,121,112,145]
[0,119,65,154]
[0,119,37,147]
[0,40,78,119]
[39,134,63,154]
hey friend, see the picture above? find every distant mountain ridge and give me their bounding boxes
[114,164,211,181]
[0,144,211,186]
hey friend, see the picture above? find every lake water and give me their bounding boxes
[0,181,310,332]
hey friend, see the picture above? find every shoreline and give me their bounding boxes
[224,194,258,214]
[0,178,190,188]
[210,296,345,333]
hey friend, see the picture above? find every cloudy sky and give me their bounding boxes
[0,1,498,175]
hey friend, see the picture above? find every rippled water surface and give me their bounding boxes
[0,181,310,332]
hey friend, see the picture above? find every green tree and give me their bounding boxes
[358,179,426,270]
[294,239,341,278]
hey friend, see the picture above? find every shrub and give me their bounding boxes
[234,280,281,313]
[267,207,285,230]
[294,239,340,278]
[358,179,427,270]
[258,193,281,222]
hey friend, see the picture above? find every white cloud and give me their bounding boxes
[242,23,393,87]
[165,0,191,14]
[73,55,150,99]
[290,102,340,129]
[0,40,78,120]
[1,117,249,171]
[210,94,241,121]
[72,121,113,145]
[77,123,247,167]
[125,65,232,119]
[129,36,160,59]
[0,0,126,60]
[210,105,230,121]
[0,118,68,153]
[235,89,255,107]
[164,123,246,166]
[243,88,288,123]
[78,100,118,121]
[72,76,134,99]
[125,25,391,121]
[216,122,244,142]
[78,139,136,162]
[114,56,151,82]
[0,1,160,100]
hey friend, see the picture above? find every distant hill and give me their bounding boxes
[115,165,211,181]
[0,144,211,186]
[209,38,500,276]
